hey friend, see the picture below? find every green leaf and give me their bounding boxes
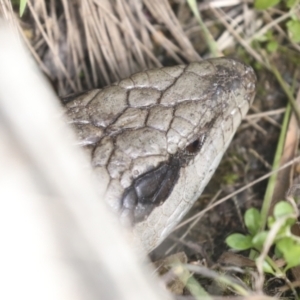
[226,233,252,250]
[186,276,211,298]
[245,208,261,235]
[254,0,280,10]
[262,260,276,275]
[277,238,300,270]
[252,231,268,250]
[276,237,292,254]
[267,40,278,52]
[274,201,294,219]
[19,0,28,17]
[267,216,275,228]
[269,214,295,232]
[287,20,300,43]
[222,173,239,185]
[274,244,283,258]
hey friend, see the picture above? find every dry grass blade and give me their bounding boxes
[4,0,205,95]
[211,6,264,65]
[268,91,300,213]
[0,0,16,25]
[143,0,200,61]
[27,0,77,92]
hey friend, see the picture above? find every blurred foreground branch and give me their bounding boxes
[0,21,171,300]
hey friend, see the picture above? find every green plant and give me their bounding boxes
[11,0,27,17]
[19,0,27,16]
[226,201,300,276]
[254,0,297,10]
[254,0,300,44]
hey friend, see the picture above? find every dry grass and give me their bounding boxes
[1,0,257,95]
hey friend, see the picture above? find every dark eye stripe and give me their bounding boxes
[121,157,181,223]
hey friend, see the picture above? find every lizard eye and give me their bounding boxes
[185,134,207,154]
[185,139,201,153]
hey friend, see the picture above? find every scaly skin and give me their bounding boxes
[64,58,256,252]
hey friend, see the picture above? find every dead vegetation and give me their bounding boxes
[1,0,257,95]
